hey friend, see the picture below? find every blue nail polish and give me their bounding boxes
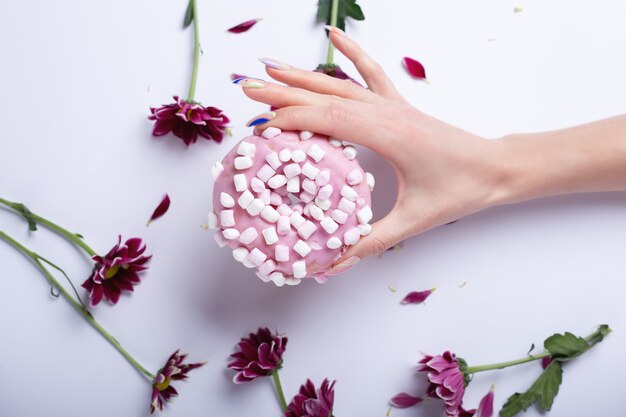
[247,117,271,127]
[232,77,246,84]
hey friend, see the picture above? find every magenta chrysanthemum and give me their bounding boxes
[148,96,230,146]
[228,327,288,383]
[285,379,336,417]
[150,349,205,414]
[420,351,474,417]
[81,236,151,306]
[314,64,362,85]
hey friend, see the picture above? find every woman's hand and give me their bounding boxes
[235,27,508,271]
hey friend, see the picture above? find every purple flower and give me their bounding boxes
[285,379,336,417]
[228,327,288,383]
[541,356,553,369]
[148,96,230,146]
[314,64,362,85]
[420,352,474,417]
[81,236,151,306]
[150,349,205,414]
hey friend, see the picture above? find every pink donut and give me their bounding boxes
[209,129,375,286]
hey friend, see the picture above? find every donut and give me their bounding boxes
[209,128,375,287]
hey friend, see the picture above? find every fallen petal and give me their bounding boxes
[477,387,495,417]
[401,288,436,304]
[402,57,427,80]
[227,18,262,34]
[390,392,423,408]
[147,194,171,226]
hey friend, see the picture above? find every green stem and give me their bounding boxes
[325,0,340,65]
[272,370,288,412]
[186,0,200,102]
[467,329,607,374]
[0,231,155,381]
[0,197,97,257]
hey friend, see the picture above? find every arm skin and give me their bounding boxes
[235,27,626,274]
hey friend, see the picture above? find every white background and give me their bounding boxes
[1,0,625,416]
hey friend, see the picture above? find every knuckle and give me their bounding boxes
[339,78,358,96]
[369,235,392,256]
[325,97,349,123]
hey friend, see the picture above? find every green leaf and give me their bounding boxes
[545,332,591,358]
[14,203,37,231]
[499,361,563,417]
[316,0,365,33]
[183,0,194,28]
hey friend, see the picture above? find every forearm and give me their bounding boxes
[497,114,626,205]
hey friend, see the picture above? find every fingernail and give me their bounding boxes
[327,256,360,276]
[246,111,276,127]
[324,25,346,36]
[258,57,290,70]
[233,77,266,88]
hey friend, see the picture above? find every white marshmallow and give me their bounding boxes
[307,144,325,162]
[358,224,372,236]
[250,177,266,193]
[275,244,290,262]
[208,212,218,229]
[266,152,281,170]
[234,174,247,191]
[320,217,339,234]
[292,260,307,278]
[357,206,373,224]
[276,204,293,216]
[291,149,306,162]
[326,237,342,249]
[366,172,375,191]
[223,228,240,240]
[279,148,292,162]
[256,271,272,282]
[237,141,256,157]
[270,192,283,206]
[343,228,360,245]
[220,210,235,227]
[239,227,258,244]
[287,177,300,193]
[315,170,331,186]
[220,192,235,208]
[285,277,302,286]
[262,127,281,139]
[246,248,267,266]
[283,163,301,178]
[270,272,286,287]
[237,190,254,209]
[277,216,291,234]
[259,189,271,205]
[257,164,276,182]
[234,156,253,170]
[302,162,320,180]
[259,259,277,276]
[260,206,280,223]
[299,191,315,203]
[268,175,288,189]
[309,241,322,250]
[232,247,249,262]
[242,258,257,268]
[299,130,314,140]
[293,239,312,257]
[317,184,333,200]
[302,178,318,195]
[346,169,363,185]
[328,138,342,147]
[246,199,265,216]
[292,203,304,214]
[314,197,331,211]
[343,145,357,160]
[340,185,358,202]
[357,197,366,207]
[213,232,228,247]
[297,220,318,239]
[331,209,348,224]
[211,162,224,180]
[309,205,324,221]
[338,197,356,214]
[303,202,312,217]
[262,226,279,245]
[289,211,306,228]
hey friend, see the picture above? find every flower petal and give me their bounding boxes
[401,288,435,304]
[402,57,427,80]
[477,387,495,417]
[390,392,423,408]
[147,194,171,226]
[227,18,262,33]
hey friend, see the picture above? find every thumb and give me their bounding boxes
[327,212,407,276]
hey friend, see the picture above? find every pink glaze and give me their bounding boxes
[211,130,371,284]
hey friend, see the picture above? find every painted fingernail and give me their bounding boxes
[246,111,276,127]
[324,25,346,36]
[258,58,290,70]
[327,256,360,276]
[233,77,266,88]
